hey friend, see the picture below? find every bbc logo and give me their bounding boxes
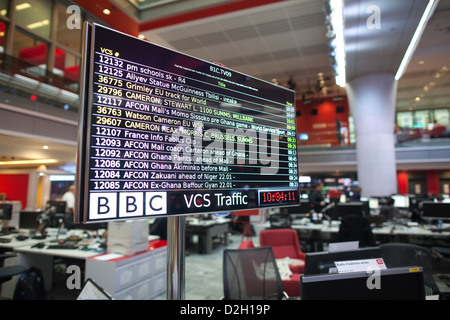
[89,192,167,220]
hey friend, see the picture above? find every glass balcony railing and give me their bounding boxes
[0,52,79,119]
[297,125,450,152]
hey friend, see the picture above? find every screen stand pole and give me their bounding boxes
[167,215,186,300]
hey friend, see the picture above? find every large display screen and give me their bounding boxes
[76,23,299,223]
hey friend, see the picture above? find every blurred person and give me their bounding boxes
[62,184,75,229]
[350,186,362,201]
[310,182,326,212]
[380,197,400,221]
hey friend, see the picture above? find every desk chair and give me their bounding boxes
[0,265,27,285]
[259,228,306,274]
[236,240,301,297]
[380,243,441,296]
[0,254,28,296]
[223,247,288,300]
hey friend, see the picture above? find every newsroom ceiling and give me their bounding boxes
[1,0,449,172]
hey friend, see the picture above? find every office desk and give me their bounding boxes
[0,235,50,299]
[291,220,339,251]
[0,235,44,252]
[186,218,230,254]
[14,243,102,292]
[291,219,450,251]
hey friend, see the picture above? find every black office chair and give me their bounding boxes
[223,247,288,300]
[380,243,440,296]
[337,215,376,247]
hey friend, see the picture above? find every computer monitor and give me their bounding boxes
[18,210,42,230]
[409,196,431,209]
[421,202,450,220]
[285,200,311,214]
[0,203,13,220]
[336,202,368,218]
[368,198,379,210]
[304,247,382,275]
[391,195,409,208]
[301,266,425,300]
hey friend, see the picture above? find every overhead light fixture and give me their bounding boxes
[16,3,31,11]
[49,175,75,181]
[395,0,438,80]
[0,3,30,15]
[27,19,49,30]
[0,159,58,166]
[103,8,111,15]
[328,0,346,87]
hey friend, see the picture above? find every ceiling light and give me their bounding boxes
[16,3,31,11]
[43,145,49,150]
[0,159,58,166]
[49,175,75,181]
[329,0,346,87]
[103,8,111,15]
[395,0,438,80]
[27,19,49,30]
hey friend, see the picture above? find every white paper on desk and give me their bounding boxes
[335,258,387,273]
[328,241,359,252]
[94,253,123,261]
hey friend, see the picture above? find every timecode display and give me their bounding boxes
[259,190,298,206]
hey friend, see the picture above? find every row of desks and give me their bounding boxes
[253,217,450,252]
[0,218,232,298]
[290,218,450,237]
[0,229,107,297]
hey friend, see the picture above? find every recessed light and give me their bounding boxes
[43,145,49,150]
[103,8,111,15]
[395,0,438,80]
[0,159,58,166]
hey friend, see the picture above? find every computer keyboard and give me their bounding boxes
[47,243,78,249]
[46,238,80,250]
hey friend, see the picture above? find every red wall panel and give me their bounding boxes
[296,96,349,146]
[0,174,29,209]
[397,171,408,194]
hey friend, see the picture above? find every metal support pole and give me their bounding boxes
[166,215,186,300]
